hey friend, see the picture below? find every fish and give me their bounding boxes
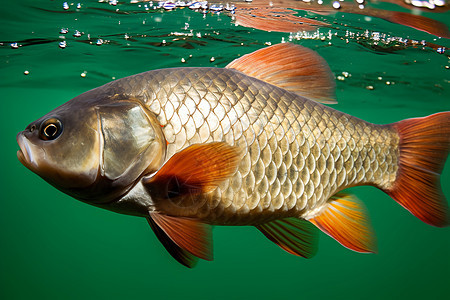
[17,43,450,267]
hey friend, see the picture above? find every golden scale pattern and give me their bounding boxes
[121,68,400,225]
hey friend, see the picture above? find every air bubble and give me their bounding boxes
[210,4,224,11]
[163,2,176,10]
[189,2,201,9]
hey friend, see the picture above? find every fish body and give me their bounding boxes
[17,43,449,267]
[108,66,398,225]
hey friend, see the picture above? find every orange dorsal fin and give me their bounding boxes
[226,43,336,104]
[308,193,377,253]
[147,217,199,268]
[387,112,450,227]
[256,218,319,258]
[144,142,240,198]
[150,213,213,261]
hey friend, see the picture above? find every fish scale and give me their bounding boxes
[112,67,400,225]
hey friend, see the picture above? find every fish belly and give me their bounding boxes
[123,67,400,225]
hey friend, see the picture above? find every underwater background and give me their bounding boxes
[1,0,449,299]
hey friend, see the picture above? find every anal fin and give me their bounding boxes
[256,218,319,258]
[307,193,377,253]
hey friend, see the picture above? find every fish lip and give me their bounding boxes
[16,132,33,168]
[17,148,26,164]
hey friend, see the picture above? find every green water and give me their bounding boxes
[1,1,449,299]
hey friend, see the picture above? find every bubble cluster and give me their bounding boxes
[287,27,447,54]
[406,0,445,9]
[117,1,234,13]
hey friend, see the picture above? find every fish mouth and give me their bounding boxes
[17,149,26,164]
[16,133,34,169]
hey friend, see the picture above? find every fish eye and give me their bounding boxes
[39,118,63,140]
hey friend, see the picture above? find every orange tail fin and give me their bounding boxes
[386,112,450,227]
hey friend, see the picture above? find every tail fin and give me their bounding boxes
[386,112,450,227]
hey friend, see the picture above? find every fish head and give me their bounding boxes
[17,93,166,204]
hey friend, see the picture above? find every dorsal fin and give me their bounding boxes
[256,218,319,258]
[226,43,336,104]
[307,193,377,253]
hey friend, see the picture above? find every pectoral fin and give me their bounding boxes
[147,217,198,268]
[149,213,213,262]
[307,193,377,253]
[256,218,319,258]
[143,143,239,266]
[144,142,240,199]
